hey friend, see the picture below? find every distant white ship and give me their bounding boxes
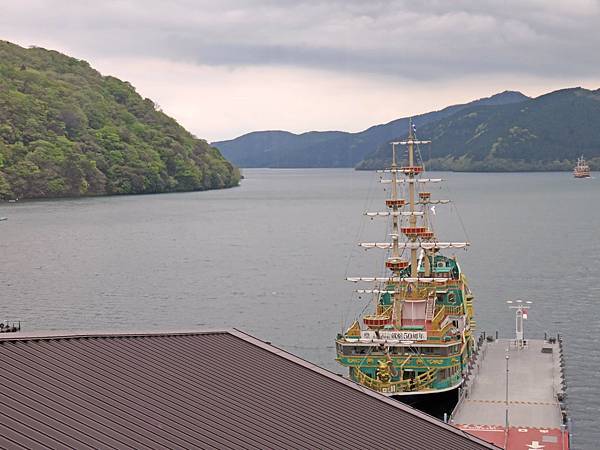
[573,156,590,178]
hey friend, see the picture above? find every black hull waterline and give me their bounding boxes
[392,385,459,420]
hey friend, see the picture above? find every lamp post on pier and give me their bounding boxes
[502,351,512,448]
[507,300,532,349]
[505,354,509,435]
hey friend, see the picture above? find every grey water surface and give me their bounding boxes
[1,169,598,448]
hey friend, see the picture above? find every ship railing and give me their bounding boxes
[445,305,464,316]
[395,286,435,299]
[351,367,411,392]
[431,306,446,327]
[431,305,463,331]
[427,322,455,338]
[351,367,437,394]
[395,279,461,289]
[376,305,393,316]
[413,368,436,389]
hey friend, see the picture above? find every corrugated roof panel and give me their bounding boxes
[8,339,245,449]
[49,337,290,448]
[0,330,496,450]
[0,408,97,449]
[0,431,32,450]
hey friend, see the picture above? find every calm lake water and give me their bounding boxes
[1,169,598,448]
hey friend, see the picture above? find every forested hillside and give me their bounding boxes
[213,91,528,168]
[358,87,600,171]
[0,41,239,199]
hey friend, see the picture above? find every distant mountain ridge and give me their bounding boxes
[358,87,600,171]
[213,91,530,168]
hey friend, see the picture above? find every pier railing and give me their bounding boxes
[0,321,21,333]
[448,333,488,423]
[553,335,570,430]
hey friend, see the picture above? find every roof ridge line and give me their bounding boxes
[0,328,233,341]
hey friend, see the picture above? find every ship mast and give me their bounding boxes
[407,121,418,278]
[390,143,400,259]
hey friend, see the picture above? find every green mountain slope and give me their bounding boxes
[358,87,600,171]
[213,91,528,168]
[214,130,349,167]
[0,41,239,199]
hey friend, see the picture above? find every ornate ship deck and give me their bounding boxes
[451,337,569,450]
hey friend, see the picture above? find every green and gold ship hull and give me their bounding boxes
[336,256,475,415]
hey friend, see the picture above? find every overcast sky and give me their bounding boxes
[2,0,600,141]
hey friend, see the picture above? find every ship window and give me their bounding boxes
[437,261,445,268]
[448,293,456,304]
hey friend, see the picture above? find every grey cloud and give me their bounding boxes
[2,0,600,80]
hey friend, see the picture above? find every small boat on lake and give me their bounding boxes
[573,156,590,178]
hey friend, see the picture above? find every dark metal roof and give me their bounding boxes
[0,329,496,449]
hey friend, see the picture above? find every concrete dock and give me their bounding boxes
[451,338,569,450]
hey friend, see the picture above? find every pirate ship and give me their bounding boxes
[573,156,590,178]
[335,122,475,414]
